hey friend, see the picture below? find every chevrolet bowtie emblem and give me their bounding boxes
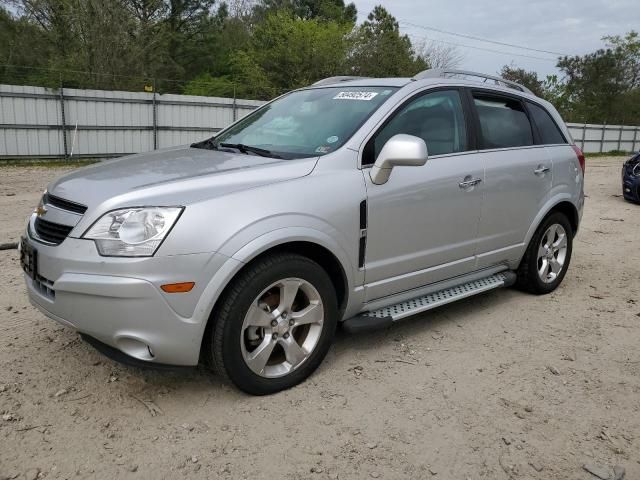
[35,205,47,217]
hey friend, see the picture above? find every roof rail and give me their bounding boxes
[312,76,369,86]
[413,69,534,95]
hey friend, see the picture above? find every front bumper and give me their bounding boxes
[622,169,640,203]
[22,231,235,366]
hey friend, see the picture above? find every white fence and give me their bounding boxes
[0,84,264,158]
[567,123,640,154]
[0,83,638,158]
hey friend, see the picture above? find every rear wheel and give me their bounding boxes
[205,253,338,395]
[516,212,573,294]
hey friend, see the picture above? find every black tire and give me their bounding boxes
[516,212,573,294]
[203,253,338,395]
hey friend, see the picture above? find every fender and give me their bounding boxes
[190,225,359,346]
[522,192,578,255]
[234,224,352,263]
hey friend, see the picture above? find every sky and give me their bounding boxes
[352,0,638,78]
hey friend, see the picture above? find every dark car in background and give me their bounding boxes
[622,152,640,203]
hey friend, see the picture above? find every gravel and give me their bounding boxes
[1,157,638,479]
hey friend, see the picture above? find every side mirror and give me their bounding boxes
[369,134,428,185]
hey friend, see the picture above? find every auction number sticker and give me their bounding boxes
[333,91,379,101]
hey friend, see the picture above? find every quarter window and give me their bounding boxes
[473,95,533,149]
[365,90,467,164]
[527,102,566,145]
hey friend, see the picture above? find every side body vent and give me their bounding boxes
[358,199,367,268]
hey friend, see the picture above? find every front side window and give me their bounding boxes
[207,86,398,159]
[365,90,467,164]
[473,95,533,149]
[527,102,566,145]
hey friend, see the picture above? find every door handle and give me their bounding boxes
[534,165,550,175]
[458,177,482,189]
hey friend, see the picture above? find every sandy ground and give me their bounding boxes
[0,157,639,480]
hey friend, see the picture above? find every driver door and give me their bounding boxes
[362,88,484,301]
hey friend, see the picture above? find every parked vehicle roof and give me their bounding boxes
[311,69,539,99]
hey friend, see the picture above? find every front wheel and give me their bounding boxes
[516,212,573,294]
[205,253,338,395]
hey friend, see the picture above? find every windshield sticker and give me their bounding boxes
[326,135,339,144]
[381,89,393,96]
[315,145,332,154]
[333,91,379,101]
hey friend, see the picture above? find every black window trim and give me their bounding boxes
[523,100,568,146]
[467,87,540,151]
[360,86,475,167]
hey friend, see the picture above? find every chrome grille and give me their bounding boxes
[30,192,86,246]
[43,192,87,214]
[33,217,74,245]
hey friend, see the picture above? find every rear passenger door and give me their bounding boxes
[470,91,553,269]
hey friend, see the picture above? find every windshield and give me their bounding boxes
[205,86,398,159]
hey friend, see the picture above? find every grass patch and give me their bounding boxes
[585,151,634,158]
[0,158,100,167]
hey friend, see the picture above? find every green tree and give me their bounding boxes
[557,49,626,122]
[0,6,53,85]
[5,0,230,90]
[7,0,149,89]
[253,0,357,24]
[501,32,639,124]
[182,72,236,96]
[540,74,570,115]
[500,65,546,97]
[229,49,277,98]
[604,31,639,88]
[6,0,636,120]
[556,31,639,123]
[157,0,217,80]
[229,10,351,97]
[349,5,428,78]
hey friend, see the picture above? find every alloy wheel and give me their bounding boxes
[240,278,324,378]
[537,224,568,284]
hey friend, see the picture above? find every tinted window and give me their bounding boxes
[474,96,533,149]
[527,102,566,145]
[367,90,467,163]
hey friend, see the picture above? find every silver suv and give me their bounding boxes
[21,69,585,395]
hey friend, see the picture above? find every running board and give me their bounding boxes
[343,271,516,334]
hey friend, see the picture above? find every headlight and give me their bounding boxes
[83,207,183,257]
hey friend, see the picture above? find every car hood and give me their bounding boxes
[48,146,318,211]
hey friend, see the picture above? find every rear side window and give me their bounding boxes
[527,102,567,145]
[473,95,533,149]
[365,89,467,164]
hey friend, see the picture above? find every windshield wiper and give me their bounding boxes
[220,143,281,159]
